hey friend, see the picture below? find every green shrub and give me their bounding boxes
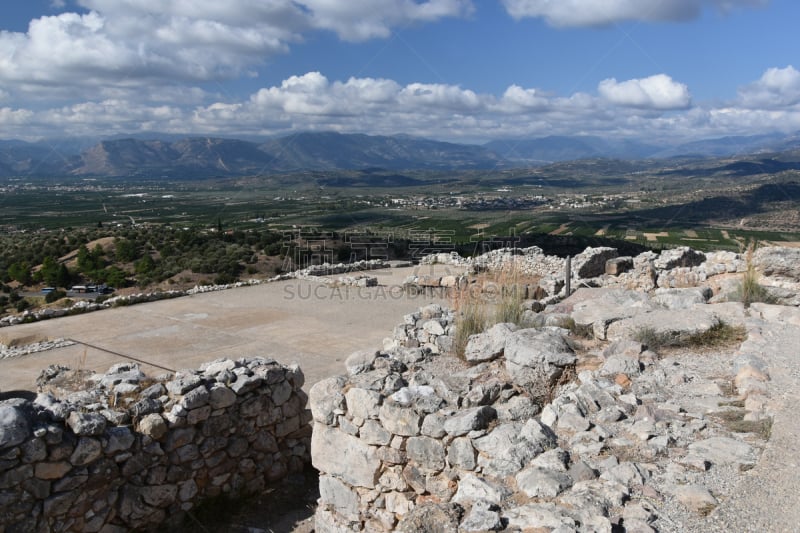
[45,289,67,303]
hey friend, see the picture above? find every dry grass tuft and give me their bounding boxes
[710,409,773,440]
[450,263,538,359]
[687,321,747,348]
[732,241,775,307]
[451,283,488,360]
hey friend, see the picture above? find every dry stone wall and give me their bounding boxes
[412,245,800,307]
[309,291,777,532]
[0,357,311,532]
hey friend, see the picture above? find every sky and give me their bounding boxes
[0,0,799,143]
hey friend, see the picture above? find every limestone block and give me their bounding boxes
[70,437,102,466]
[308,376,348,425]
[463,323,517,363]
[345,388,381,420]
[0,404,30,448]
[360,419,392,446]
[652,287,711,310]
[505,503,577,530]
[452,474,511,505]
[460,500,502,532]
[606,257,634,276]
[573,247,618,279]
[311,425,381,488]
[379,402,422,437]
[345,350,378,376]
[447,437,476,471]
[319,475,360,521]
[504,329,576,390]
[405,436,445,472]
[442,406,496,437]
[207,385,237,410]
[516,466,573,498]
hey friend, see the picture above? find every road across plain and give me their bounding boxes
[0,265,460,392]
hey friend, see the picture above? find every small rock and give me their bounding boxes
[674,484,718,515]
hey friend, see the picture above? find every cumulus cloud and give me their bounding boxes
[496,85,550,112]
[0,0,471,101]
[599,74,691,110]
[501,0,768,27]
[738,65,800,108]
[300,0,474,40]
[4,68,800,144]
[0,5,302,93]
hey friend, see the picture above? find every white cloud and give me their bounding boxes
[0,0,472,104]
[738,65,800,108]
[0,9,292,100]
[300,0,474,41]
[599,74,691,109]
[501,0,768,27]
[496,85,550,112]
[3,68,800,144]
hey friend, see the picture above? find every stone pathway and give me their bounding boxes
[705,313,800,532]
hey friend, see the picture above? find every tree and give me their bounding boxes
[135,254,156,276]
[8,262,32,286]
[45,289,67,303]
[40,256,60,287]
[76,245,92,273]
[115,238,137,263]
[103,266,128,288]
[56,264,71,289]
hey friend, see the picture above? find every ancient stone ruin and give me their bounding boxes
[1,243,799,531]
[309,294,786,531]
[0,358,309,531]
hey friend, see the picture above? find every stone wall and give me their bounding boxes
[308,293,773,532]
[413,245,800,306]
[0,357,311,532]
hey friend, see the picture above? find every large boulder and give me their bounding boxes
[504,329,576,395]
[652,287,711,310]
[572,247,619,279]
[570,289,654,340]
[311,425,381,488]
[605,257,633,276]
[0,401,31,448]
[755,246,800,280]
[463,323,517,363]
[606,307,721,346]
[653,247,706,270]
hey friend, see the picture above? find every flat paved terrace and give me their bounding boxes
[0,264,461,392]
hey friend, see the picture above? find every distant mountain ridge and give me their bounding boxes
[1,131,800,178]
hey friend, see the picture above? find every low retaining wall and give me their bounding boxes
[0,357,311,532]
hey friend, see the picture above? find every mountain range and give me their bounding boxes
[1,131,800,178]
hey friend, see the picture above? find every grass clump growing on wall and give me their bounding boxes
[491,267,525,326]
[451,263,537,359]
[452,284,488,359]
[732,241,775,308]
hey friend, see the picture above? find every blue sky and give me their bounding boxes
[0,0,798,143]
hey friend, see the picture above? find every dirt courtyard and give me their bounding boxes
[0,265,458,392]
